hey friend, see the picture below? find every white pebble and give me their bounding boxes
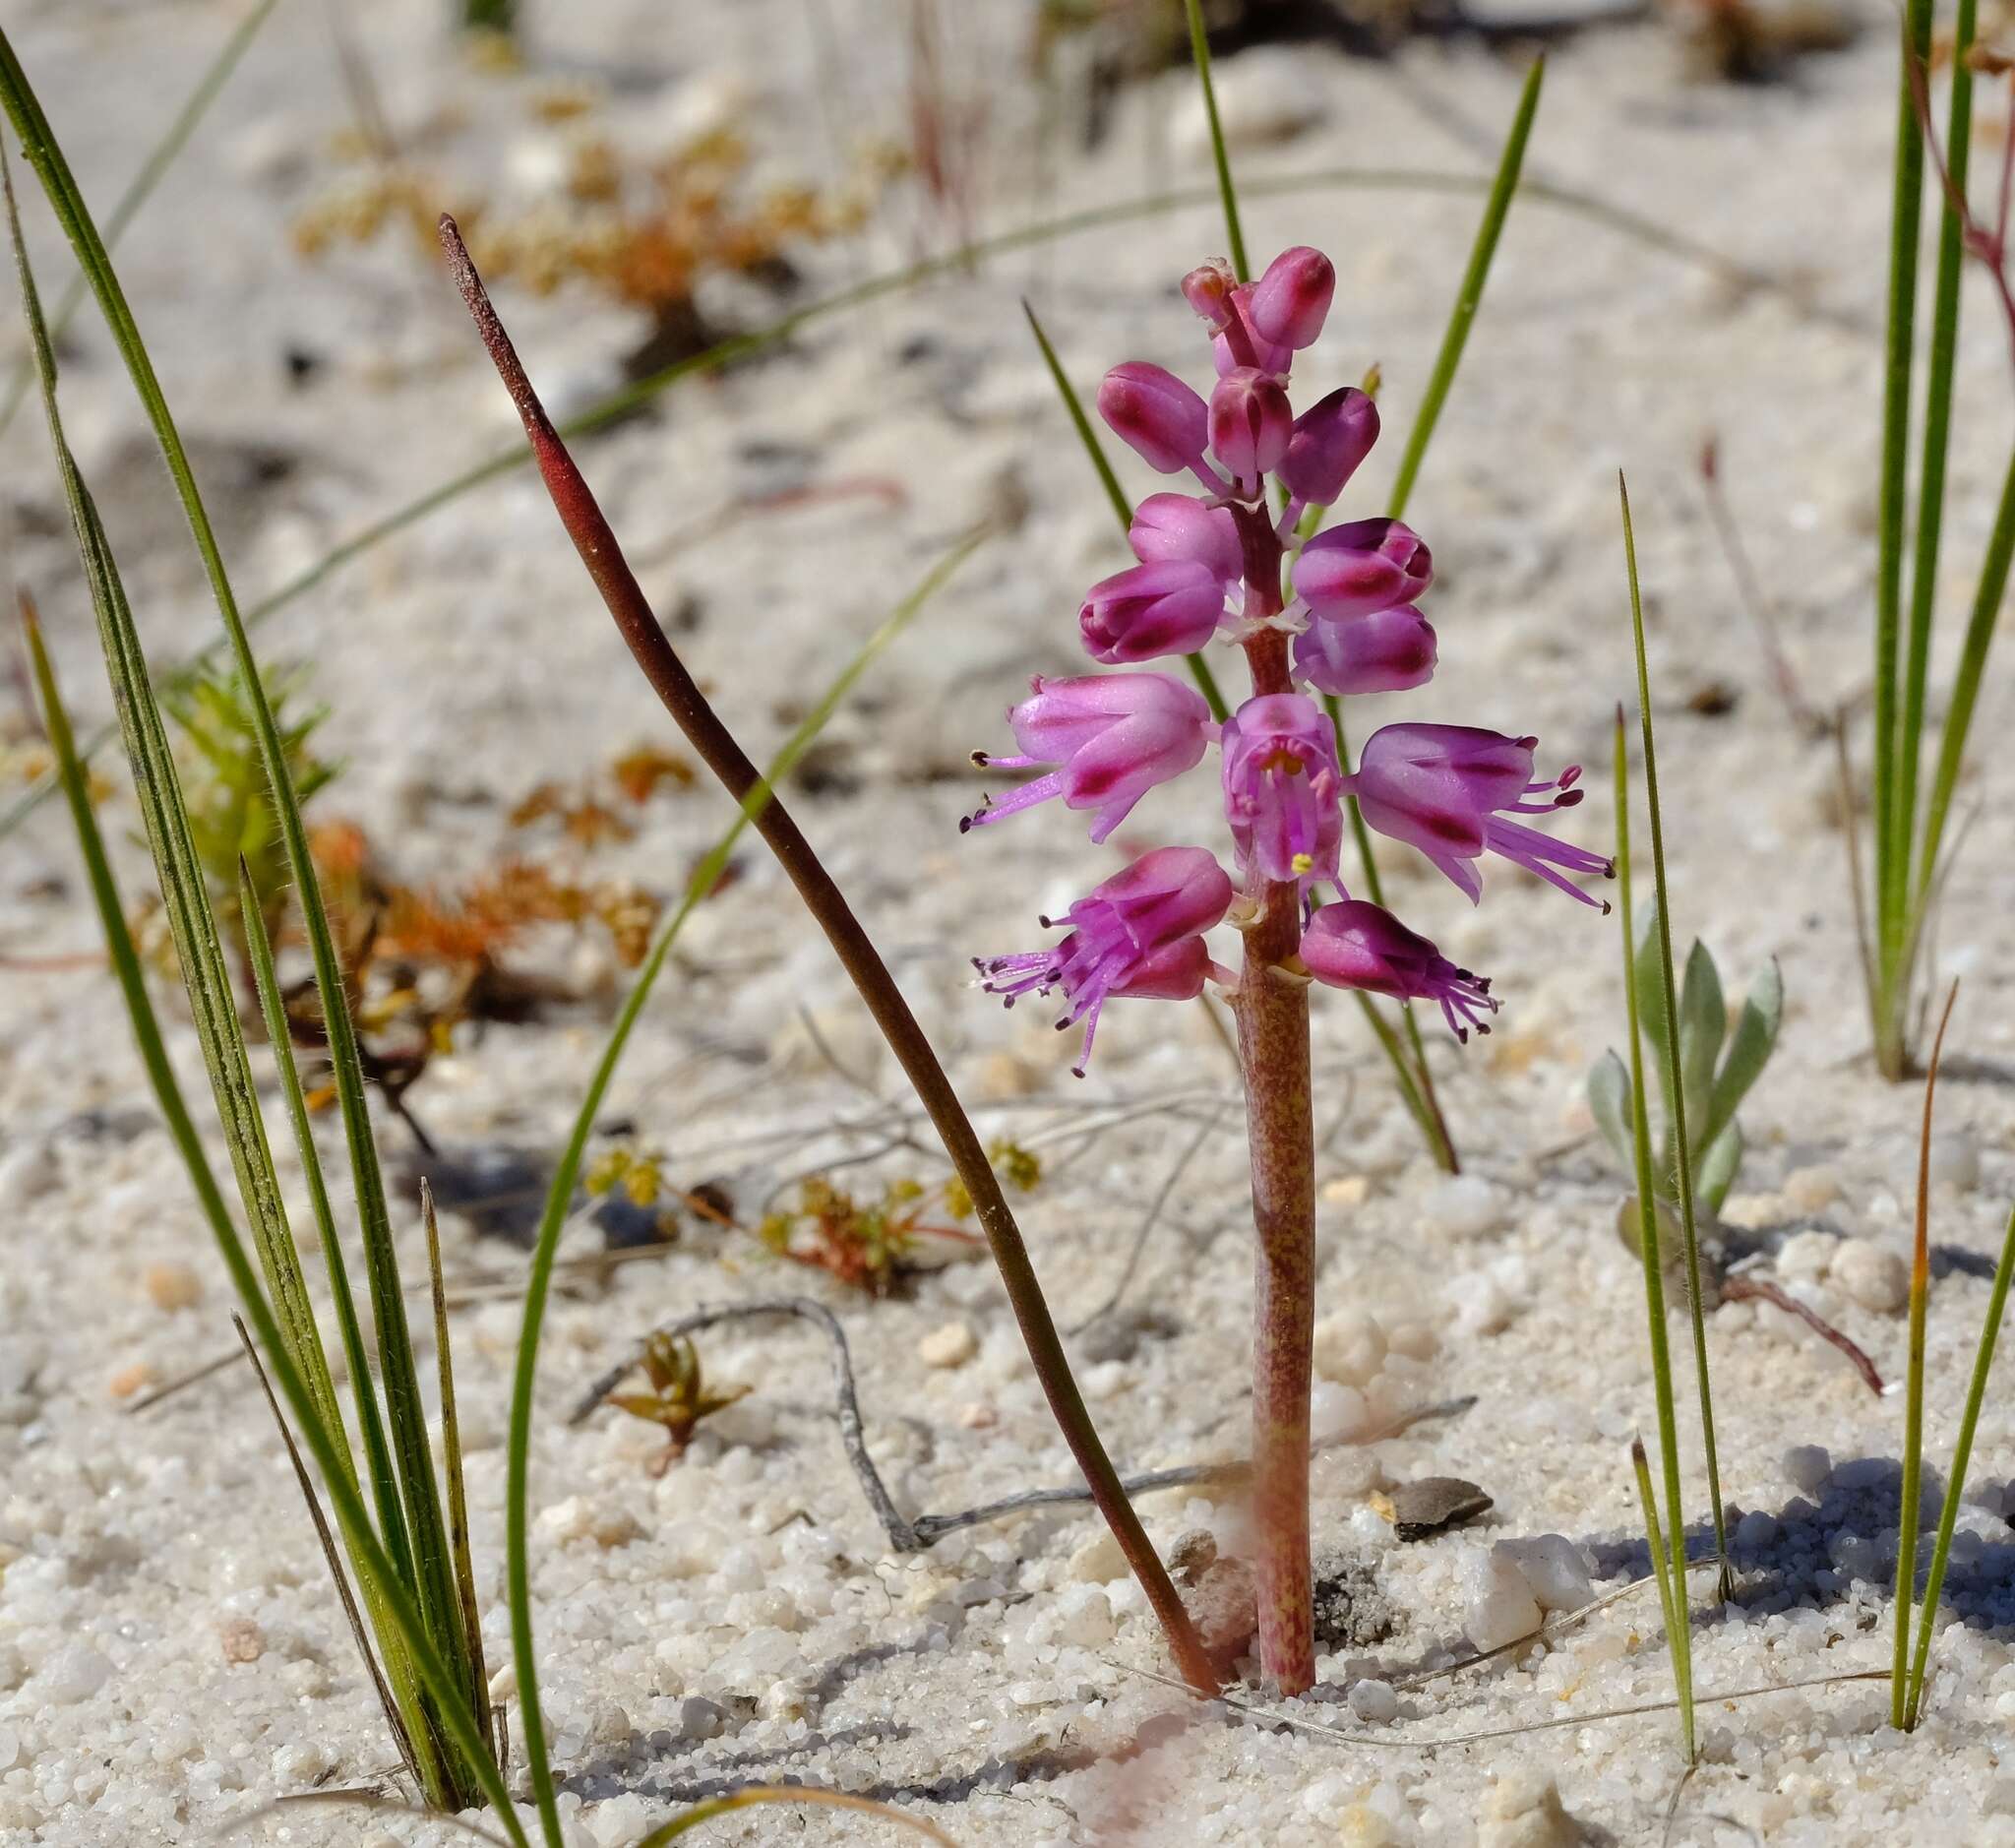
[1831,1240,1909,1314]
[274,1740,333,1783]
[1309,1381,1369,1445]
[1347,1678,1399,1723]
[1445,1269,1514,1337]
[1460,1547,1541,1652]
[1480,1769,1584,1848]
[1776,1230,1835,1282]
[1497,1534,1593,1613]
[1930,1128,1982,1192]
[39,1644,110,1705]
[1313,1309,1387,1386]
[1067,1530,1128,1584]
[1424,1174,1506,1239]
[1049,1584,1117,1648]
[918,1322,977,1369]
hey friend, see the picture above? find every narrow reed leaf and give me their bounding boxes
[1630,1436,1680,1649]
[1871,0,1939,1013]
[0,44,484,1785]
[0,159,1795,842]
[1181,0,1248,279]
[425,1180,494,1756]
[1022,296,1228,720]
[0,0,280,440]
[1906,1192,2015,1724]
[500,530,986,1844]
[1386,58,1544,524]
[238,860,415,1581]
[232,1315,423,1792]
[632,1786,958,1847]
[1893,981,1957,1725]
[1916,446,2015,900]
[3,122,503,1818]
[1621,473,1730,1596]
[1895,0,1980,945]
[1616,700,1696,1760]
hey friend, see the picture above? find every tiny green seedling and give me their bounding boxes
[1588,902,1782,1216]
[604,1332,750,1475]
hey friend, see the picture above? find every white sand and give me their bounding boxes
[7,1,2015,1843]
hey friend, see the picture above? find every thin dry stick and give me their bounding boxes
[231,1316,422,1791]
[436,216,1216,1695]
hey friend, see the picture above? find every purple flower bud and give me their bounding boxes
[1078,559,1225,663]
[1209,366,1292,490]
[1300,900,1497,1041]
[1097,361,1210,474]
[1292,605,1436,697]
[963,672,1215,844]
[1248,245,1335,351]
[1128,492,1244,585]
[1348,722,1614,907]
[1294,518,1433,620]
[1219,692,1344,888]
[974,845,1234,1074]
[1181,260,1238,331]
[1278,387,1379,505]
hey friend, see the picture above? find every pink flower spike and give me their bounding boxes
[1278,387,1379,505]
[1294,518,1433,620]
[963,672,1214,844]
[1220,692,1345,889]
[1299,900,1497,1041]
[1129,492,1244,585]
[974,845,1234,1075]
[1348,722,1614,907]
[1097,361,1210,474]
[1209,367,1292,495]
[1293,605,1437,697]
[1248,246,1335,352]
[1079,559,1226,663]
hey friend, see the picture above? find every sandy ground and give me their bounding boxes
[7,0,2015,1843]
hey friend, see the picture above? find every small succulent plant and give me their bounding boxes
[604,1333,750,1475]
[1588,904,1782,1216]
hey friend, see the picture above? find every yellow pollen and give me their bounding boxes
[1291,852,1313,876]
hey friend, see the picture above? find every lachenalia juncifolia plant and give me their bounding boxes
[962,245,1614,1691]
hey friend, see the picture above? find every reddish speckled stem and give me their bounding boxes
[1232,504,1317,1694]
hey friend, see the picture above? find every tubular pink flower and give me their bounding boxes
[1299,900,1497,1041]
[1209,367,1292,492]
[1129,492,1244,585]
[974,845,1234,1074]
[1248,246,1335,352]
[1347,722,1614,907]
[964,672,1214,844]
[1097,361,1210,474]
[1181,260,1238,331]
[1278,387,1378,506]
[1294,518,1433,620]
[1220,692,1345,888]
[1078,558,1226,663]
[1293,605,1436,697]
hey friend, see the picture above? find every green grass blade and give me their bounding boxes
[237,860,417,1581]
[1621,474,1730,1595]
[6,158,511,1831]
[1181,0,1248,278]
[1916,444,2015,900]
[502,530,984,1847]
[1022,296,1228,721]
[1893,984,1956,1725]
[1872,0,1938,1014]
[0,158,1799,843]
[632,1787,958,1847]
[4,149,344,1456]
[424,1181,494,1756]
[1906,1191,2015,1724]
[0,0,279,441]
[1630,1435,1680,1647]
[0,35,481,1767]
[1616,697,1695,1760]
[1386,59,1544,524]
[1896,0,1978,944]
